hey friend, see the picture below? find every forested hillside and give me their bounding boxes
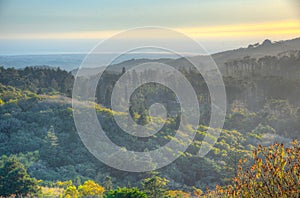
[0,49,300,197]
[0,66,73,96]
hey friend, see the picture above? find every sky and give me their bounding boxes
[0,0,299,55]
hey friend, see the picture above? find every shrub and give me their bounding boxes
[205,140,300,197]
[105,187,147,198]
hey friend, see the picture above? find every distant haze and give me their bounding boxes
[1,37,299,72]
[0,0,299,56]
[0,52,181,71]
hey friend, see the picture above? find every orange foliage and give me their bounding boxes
[204,140,300,198]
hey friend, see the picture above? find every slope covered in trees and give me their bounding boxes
[0,80,297,191]
[0,50,300,197]
[0,66,73,96]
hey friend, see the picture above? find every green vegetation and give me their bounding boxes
[2,140,299,198]
[0,85,256,189]
[0,157,39,197]
[142,176,168,198]
[0,66,73,96]
[105,187,147,198]
[0,54,300,198]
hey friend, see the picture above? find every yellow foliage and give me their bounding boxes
[41,186,64,198]
[167,190,190,198]
[193,188,203,197]
[78,180,105,198]
[204,140,300,198]
[64,185,79,198]
[56,180,73,189]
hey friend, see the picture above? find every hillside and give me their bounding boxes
[71,37,300,78]
[1,63,300,191]
[212,37,300,67]
[0,38,300,197]
[0,83,294,189]
[1,37,300,75]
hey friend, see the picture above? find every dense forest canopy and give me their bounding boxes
[0,49,300,197]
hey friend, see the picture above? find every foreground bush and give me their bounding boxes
[0,157,39,197]
[205,140,300,198]
[78,180,105,198]
[105,187,147,198]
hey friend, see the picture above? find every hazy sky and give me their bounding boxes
[0,0,299,54]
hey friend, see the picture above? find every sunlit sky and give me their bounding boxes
[0,0,299,55]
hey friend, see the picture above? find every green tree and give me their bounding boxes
[142,176,168,198]
[122,67,126,74]
[0,157,38,197]
[138,109,149,125]
[103,176,113,191]
[105,187,147,198]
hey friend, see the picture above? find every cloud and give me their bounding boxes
[178,20,300,39]
[1,20,299,40]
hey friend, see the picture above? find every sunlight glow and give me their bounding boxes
[1,20,299,40]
